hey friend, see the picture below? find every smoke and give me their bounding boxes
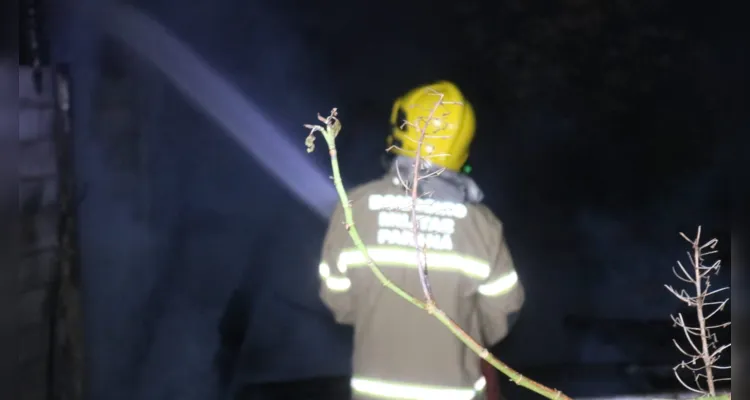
[50,1,359,398]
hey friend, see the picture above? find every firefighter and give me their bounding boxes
[318,81,525,400]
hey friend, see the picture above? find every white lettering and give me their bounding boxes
[376,228,454,251]
[377,211,455,235]
[368,194,465,251]
[368,194,468,219]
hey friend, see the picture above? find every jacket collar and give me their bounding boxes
[387,156,484,204]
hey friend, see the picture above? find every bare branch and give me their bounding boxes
[672,266,695,283]
[668,227,731,397]
[673,339,699,358]
[674,367,705,394]
[675,260,695,282]
[710,344,731,359]
[704,287,730,298]
[665,285,695,305]
[678,316,704,354]
[418,168,445,180]
[394,162,411,191]
[703,299,729,320]
[408,91,446,304]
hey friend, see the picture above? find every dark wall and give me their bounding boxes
[4,68,59,400]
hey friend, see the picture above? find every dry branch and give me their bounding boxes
[665,227,731,397]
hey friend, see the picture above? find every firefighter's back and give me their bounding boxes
[339,175,501,399]
[319,80,524,400]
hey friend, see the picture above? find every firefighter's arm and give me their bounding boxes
[474,214,525,347]
[318,204,356,325]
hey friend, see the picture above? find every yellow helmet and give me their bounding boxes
[387,81,476,172]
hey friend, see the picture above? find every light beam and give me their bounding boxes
[104,4,339,220]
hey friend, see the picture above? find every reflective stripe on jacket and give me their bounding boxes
[319,173,525,400]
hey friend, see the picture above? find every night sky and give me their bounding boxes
[17,0,744,399]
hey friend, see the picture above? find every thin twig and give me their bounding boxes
[404,89,446,304]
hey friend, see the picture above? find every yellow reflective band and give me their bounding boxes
[473,376,486,391]
[477,271,519,296]
[323,248,519,296]
[338,247,490,279]
[319,262,351,292]
[351,376,486,400]
[319,262,331,278]
[326,276,351,291]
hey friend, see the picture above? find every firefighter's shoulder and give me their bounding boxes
[463,202,504,231]
[336,177,401,212]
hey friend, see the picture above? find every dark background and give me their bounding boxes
[14,0,744,399]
